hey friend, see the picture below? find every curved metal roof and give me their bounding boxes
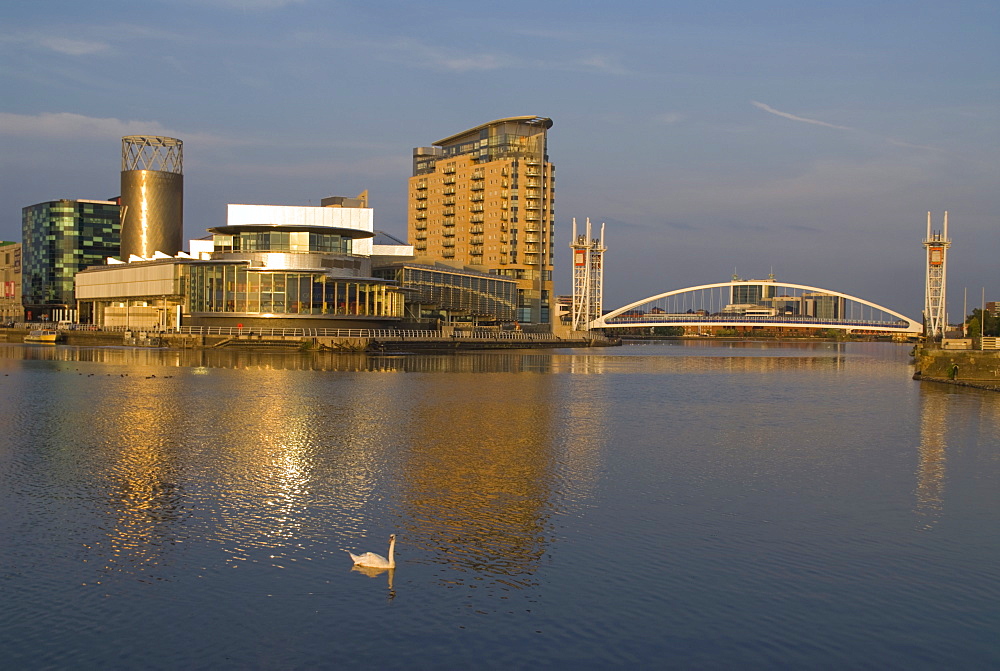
[207,224,375,239]
[434,116,552,146]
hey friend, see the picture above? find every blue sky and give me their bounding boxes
[2,0,997,318]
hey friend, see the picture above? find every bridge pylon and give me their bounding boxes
[923,211,951,340]
[570,218,605,331]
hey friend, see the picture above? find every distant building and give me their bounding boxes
[731,276,776,305]
[802,292,844,319]
[22,199,121,322]
[0,241,21,323]
[408,116,554,326]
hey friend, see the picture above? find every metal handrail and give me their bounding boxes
[6,322,581,341]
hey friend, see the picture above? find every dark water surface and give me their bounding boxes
[1,341,998,669]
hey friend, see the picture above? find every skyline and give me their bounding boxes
[2,0,997,319]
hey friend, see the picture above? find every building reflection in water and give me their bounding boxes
[915,385,949,529]
[399,372,558,589]
[92,376,187,579]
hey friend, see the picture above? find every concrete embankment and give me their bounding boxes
[1,329,616,352]
[912,348,1000,391]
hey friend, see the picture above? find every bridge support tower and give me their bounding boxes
[570,218,605,331]
[923,211,951,340]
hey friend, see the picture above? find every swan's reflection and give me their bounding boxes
[350,565,396,599]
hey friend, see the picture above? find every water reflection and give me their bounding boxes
[915,385,949,528]
[2,343,856,375]
[399,373,557,590]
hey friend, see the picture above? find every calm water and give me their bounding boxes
[1,340,998,669]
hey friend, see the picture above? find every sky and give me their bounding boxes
[2,0,997,319]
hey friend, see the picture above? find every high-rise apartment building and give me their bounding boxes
[409,116,554,325]
[21,199,121,321]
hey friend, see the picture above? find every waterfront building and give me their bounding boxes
[120,136,184,259]
[802,292,844,319]
[22,199,121,322]
[0,241,22,324]
[76,200,408,329]
[731,275,776,306]
[408,116,555,326]
[372,261,518,325]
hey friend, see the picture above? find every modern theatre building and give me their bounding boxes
[76,203,407,329]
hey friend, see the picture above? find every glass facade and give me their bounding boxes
[188,264,402,318]
[374,264,518,322]
[212,230,352,254]
[21,200,121,312]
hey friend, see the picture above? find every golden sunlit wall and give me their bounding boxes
[408,117,555,325]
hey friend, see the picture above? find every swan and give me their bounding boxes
[348,534,396,569]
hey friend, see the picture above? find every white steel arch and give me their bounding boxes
[593,281,922,333]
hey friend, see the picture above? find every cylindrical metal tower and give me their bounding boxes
[120,135,183,259]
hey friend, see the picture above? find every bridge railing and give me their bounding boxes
[601,314,913,329]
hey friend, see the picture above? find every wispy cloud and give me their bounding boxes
[379,39,513,72]
[191,0,306,9]
[886,137,941,152]
[0,112,170,139]
[576,55,630,76]
[751,101,852,130]
[653,112,684,125]
[37,37,110,56]
[751,100,942,152]
[0,112,235,148]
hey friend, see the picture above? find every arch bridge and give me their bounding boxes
[592,279,922,336]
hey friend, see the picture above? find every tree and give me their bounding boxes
[965,308,999,337]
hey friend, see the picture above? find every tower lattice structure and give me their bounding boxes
[570,218,605,331]
[923,211,951,340]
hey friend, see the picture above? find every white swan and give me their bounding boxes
[348,534,396,569]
